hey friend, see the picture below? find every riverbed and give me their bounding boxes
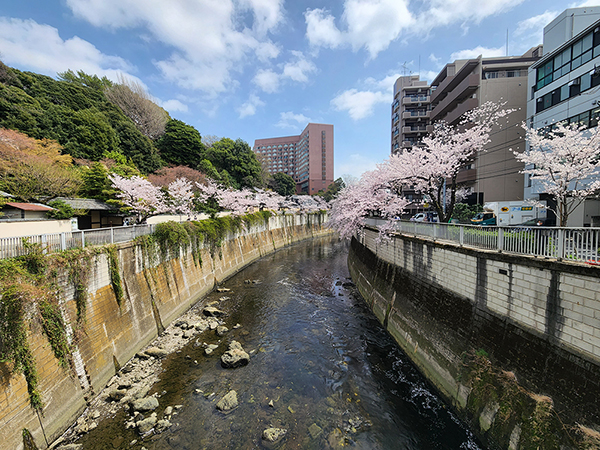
[68,237,483,449]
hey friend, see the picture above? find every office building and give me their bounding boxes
[526,6,600,226]
[253,123,334,195]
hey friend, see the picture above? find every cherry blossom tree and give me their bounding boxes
[167,177,194,216]
[514,121,600,227]
[328,164,409,239]
[329,101,512,237]
[398,101,513,222]
[109,174,169,223]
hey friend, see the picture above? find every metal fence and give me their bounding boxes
[365,218,600,264]
[0,224,156,259]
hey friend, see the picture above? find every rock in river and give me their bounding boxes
[203,306,225,317]
[221,341,249,368]
[216,390,238,411]
[262,428,287,442]
[132,396,159,412]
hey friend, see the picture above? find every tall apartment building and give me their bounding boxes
[429,48,542,203]
[391,75,432,155]
[526,7,600,226]
[253,123,334,195]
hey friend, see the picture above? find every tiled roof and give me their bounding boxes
[5,202,53,212]
[54,197,117,211]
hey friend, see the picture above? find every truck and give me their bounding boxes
[470,201,548,226]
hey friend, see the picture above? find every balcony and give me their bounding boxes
[443,97,479,125]
[430,59,479,104]
[402,125,428,134]
[402,95,430,105]
[430,73,479,121]
[402,110,430,120]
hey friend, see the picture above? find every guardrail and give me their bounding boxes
[0,224,156,259]
[365,218,600,264]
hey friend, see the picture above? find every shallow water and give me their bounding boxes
[75,237,483,449]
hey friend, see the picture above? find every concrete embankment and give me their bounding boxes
[348,227,600,449]
[0,213,332,450]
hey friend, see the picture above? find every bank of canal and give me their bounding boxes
[66,237,482,449]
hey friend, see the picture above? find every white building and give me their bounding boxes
[526,6,600,226]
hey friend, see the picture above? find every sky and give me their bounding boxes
[0,0,597,180]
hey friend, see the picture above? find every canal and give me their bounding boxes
[72,237,483,449]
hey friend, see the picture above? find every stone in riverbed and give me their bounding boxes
[216,390,238,411]
[145,347,168,358]
[203,306,225,317]
[216,326,229,336]
[262,428,287,442]
[221,341,249,368]
[136,413,157,434]
[132,396,159,412]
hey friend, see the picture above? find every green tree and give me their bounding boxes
[316,178,345,202]
[269,172,296,196]
[46,199,80,219]
[156,119,205,167]
[207,138,262,189]
[57,69,113,91]
[450,203,483,223]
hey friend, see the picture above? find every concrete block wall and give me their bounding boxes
[0,213,332,450]
[350,228,600,449]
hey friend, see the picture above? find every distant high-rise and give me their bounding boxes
[253,123,334,195]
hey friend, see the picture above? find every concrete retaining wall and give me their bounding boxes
[0,213,332,450]
[349,227,600,449]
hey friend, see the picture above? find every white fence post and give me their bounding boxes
[557,229,565,260]
[61,233,67,251]
[110,227,114,244]
[459,226,464,246]
[497,227,504,252]
[81,230,85,248]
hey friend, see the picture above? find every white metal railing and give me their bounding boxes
[0,224,155,259]
[365,218,600,264]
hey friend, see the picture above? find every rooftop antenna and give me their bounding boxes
[401,61,412,76]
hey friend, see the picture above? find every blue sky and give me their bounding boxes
[0,0,594,179]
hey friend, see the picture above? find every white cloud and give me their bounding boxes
[331,88,388,120]
[365,73,401,93]
[305,0,526,58]
[0,17,132,79]
[429,53,442,66]
[65,0,284,96]
[160,99,188,113]
[282,51,317,83]
[305,0,413,58]
[276,111,312,128]
[237,94,265,118]
[304,9,343,49]
[253,51,317,93]
[419,0,525,31]
[253,69,280,93]
[450,45,506,60]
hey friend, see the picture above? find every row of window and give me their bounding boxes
[535,68,600,113]
[535,27,600,91]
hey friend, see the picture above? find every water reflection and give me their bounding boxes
[76,238,483,450]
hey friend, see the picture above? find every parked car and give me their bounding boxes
[510,217,556,227]
[471,211,496,226]
[410,212,439,222]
